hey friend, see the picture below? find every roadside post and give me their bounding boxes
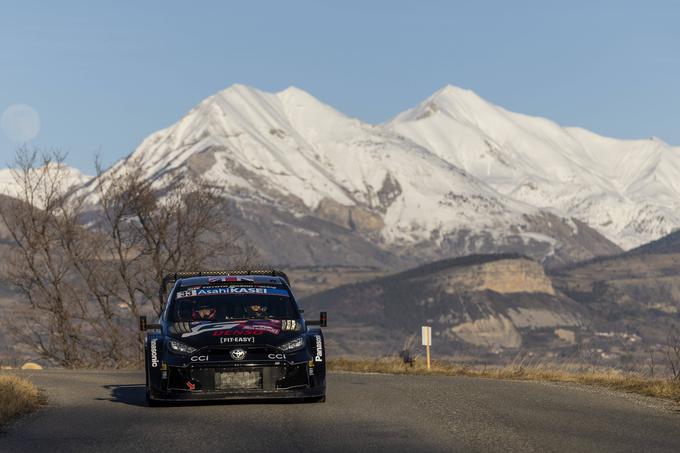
[421,325,432,370]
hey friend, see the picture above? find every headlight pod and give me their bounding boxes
[281,319,300,331]
[167,339,197,355]
[279,336,305,352]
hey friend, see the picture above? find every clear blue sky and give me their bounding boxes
[1,0,678,173]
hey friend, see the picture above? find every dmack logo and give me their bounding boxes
[150,339,159,368]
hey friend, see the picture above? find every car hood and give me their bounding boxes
[167,319,300,347]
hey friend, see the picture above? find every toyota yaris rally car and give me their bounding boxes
[140,270,327,405]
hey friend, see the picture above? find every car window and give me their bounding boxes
[170,285,296,322]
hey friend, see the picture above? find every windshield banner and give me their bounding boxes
[177,286,289,299]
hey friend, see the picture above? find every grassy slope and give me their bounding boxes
[329,358,680,403]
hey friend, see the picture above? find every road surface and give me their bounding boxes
[1,370,679,452]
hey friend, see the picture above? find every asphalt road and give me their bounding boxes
[1,370,679,453]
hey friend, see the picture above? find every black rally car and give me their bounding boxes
[140,270,327,405]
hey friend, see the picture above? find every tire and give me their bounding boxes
[146,389,162,407]
[306,395,326,403]
[144,353,161,407]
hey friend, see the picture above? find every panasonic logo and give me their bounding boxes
[314,335,323,362]
[150,339,159,368]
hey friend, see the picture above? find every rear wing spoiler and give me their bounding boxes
[158,269,290,309]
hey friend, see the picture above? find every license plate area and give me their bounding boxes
[215,369,263,390]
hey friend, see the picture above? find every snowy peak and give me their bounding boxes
[392,85,491,124]
[0,164,91,199]
[389,85,680,249]
[83,83,680,267]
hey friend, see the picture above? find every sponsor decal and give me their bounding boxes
[314,335,323,362]
[212,329,265,336]
[182,320,282,338]
[219,336,255,344]
[230,348,247,360]
[250,324,281,335]
[176,286,289,299]
[190,355,209,362]
[187,381,196,390]
[267,353,286,360]
[150,339,159,368]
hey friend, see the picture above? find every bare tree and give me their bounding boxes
[0,148,90,367]
[91,157,258,315]
[0,147,259,368]
[665,332,680,381]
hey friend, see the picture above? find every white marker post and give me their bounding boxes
[421,325,432,370]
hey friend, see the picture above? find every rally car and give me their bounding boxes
[140,270,327,405]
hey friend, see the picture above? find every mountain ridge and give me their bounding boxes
[9,83,673,267]
[79,83,623,267]
[388,85,680,249]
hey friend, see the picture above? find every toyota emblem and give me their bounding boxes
[230,348,247,361]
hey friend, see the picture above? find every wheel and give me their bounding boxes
[144,354,161,407]
[146,389,162,407]
[306,395,326,403]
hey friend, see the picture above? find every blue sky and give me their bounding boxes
[1,0,678,173]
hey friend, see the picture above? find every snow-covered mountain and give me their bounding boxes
[0,165,91,200]
[388,86,680,249]
[92,84,621,267]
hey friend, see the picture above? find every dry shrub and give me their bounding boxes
[0,375,44,426]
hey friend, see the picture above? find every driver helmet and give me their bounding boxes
[192,302,216,321]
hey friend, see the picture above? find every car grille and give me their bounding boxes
[215,369,262,390]
[168,364,308,392]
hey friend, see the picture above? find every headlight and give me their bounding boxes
[281,319,301,331]
[167,339,197,354]
[279,336,305,352]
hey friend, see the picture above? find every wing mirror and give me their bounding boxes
[139,316,161,331]
[306,311,327,327]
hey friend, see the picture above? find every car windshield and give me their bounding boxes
[170,285,297,322]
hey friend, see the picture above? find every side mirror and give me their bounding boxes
[307,311,327,327]
[139,316,161,331]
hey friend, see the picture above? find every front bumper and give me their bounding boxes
[151,386,325,402]
[151,361,324,401]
